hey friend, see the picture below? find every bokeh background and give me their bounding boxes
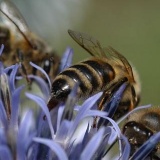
[3,0,160,106]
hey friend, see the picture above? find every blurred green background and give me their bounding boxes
[4,0,160,106]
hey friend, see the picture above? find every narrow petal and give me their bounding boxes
[94,127,117,158]
[17,110,35,160]
[55,120,72,143]
[98,83,127,127]
[80,127,105,160]
[33,138,68,160]
[28,75,50,99]
[0,73,11,120]
[117,104,152,124]
[9,64,19,92]
[60,47,73,71]
[0,145,12,160]
[56,105,65,133]
[10,85,25,129]
[61,83,79,121]
[30,62,51,90]
[4,65,15,74]
[0,61,4,74]
[67,93,102,139]
[26,93,55,139]
[0,100,8,128]
[0,128,7,144]
[120,135,130,160]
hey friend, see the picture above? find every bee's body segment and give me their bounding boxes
[50,57,116,103]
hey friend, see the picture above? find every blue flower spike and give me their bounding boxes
[0,44,156,160]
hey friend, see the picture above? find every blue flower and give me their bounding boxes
[0,44,158,160]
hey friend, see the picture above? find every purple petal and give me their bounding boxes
[17,110,34,160]
[98,83,127,127]
[80,127,105,160]
[28,75,50,99]
[120,135,130,160]
[56,105,65,133]
[0,44,4,56]
[30,62,51,90]
[67,93,102,139]
[0,145,12,160]
[0,100,8,128]
[9,64,19,92]
[94,127,117,158]
[60,47,73,71]
[105,126,117,145]
[0,73,11,120]
[80,123,90,147]
[117,104,152,124]
[25,93,55,139]
[55,120,72,142]
[10,85,25,128]
[33,138,68,160]
[0,62,4,74]
[61,83,79,121]
[4,65,15,74]
[105,83,127,116]
[101,117,122,157]
[0,128,7,144]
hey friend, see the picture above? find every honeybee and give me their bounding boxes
[0,0,59,80]
[47,30,141,120]
[122,106,160,159]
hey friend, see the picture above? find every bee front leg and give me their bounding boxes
[97,77,128,111]
[92,77,128,128]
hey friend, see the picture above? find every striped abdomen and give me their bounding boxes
[47,58,115,110]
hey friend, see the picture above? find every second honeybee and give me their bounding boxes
[123,106,160,159]
[0,0,59,80]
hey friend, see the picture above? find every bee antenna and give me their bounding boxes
[0,9,36,50]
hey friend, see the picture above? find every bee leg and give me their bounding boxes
[16,49,31,86]
[92,77,128,128]
[98,77,128,111]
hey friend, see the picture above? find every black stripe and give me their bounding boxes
[72,64,99,90]
[51,78,70,100]
[60,70,88,93]
[119,100,131,108]
[82,60,115,86]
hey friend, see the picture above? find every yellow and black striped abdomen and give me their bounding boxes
[50,58,115,102]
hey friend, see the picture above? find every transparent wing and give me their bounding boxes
[68,29,107,58]
[104,46,135,82]
[0,0,29,33]
[68,30,134,82]
[0,0,35,48]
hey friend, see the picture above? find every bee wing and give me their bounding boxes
[0,0,35,48]
[0,0,29,33]
[68,29,107,58]
[104,46,135,82]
